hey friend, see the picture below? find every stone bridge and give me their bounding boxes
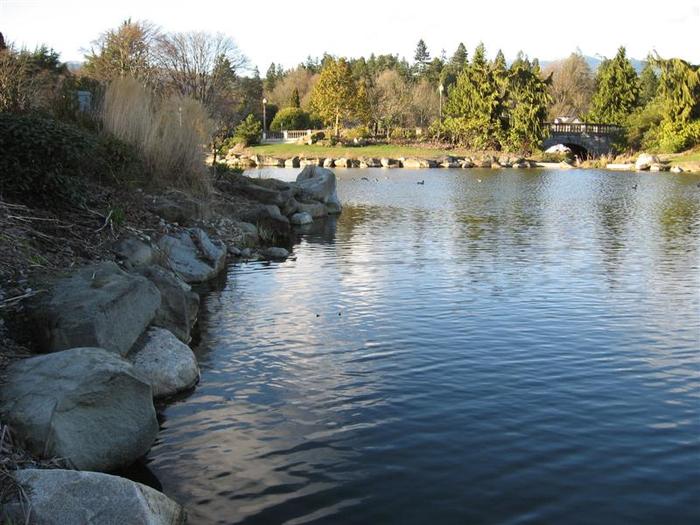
[541,123,622,158]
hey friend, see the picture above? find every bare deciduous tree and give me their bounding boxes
[155,31,247,108]
[544,52,595,119]
[267,66,318,109]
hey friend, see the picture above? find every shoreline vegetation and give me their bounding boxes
[1,14,699,524]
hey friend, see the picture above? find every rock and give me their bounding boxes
[3,469,186,525]
[300,157,324,167]
[297,201,328,219]
[323,158,335,168]
[280,197,300,216]
[0,348,158,471]
[636,153,660,171]
[475,157,493,168]
[325,195,342,215]
[263,247,290,260]
[650,163,669,172]
[401,158,431,169]
[228,245,242,257]
[232,179,293,207]
[359,157,381,168]
[128,328,199,398]
[29,262,160,356]
[294,166,341,209]
[149,190,209,225]
[240,247,252,258]
[461,158,475,168]
[670,165,684,173]
[111,236,154,269]
[290,211,313,225]
[284,156,300,168]
[512,161,528,169]
[490,161,503,169]
[158,228,227,284]
[439,157,461,168]
[241,204,291,238]
[498,156,513,168]
[381,157,399,168]
[135,265,199,343]
[334,157,351,168]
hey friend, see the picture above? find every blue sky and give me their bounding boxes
[2,0,699,71]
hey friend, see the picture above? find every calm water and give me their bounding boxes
[147,168,700,524]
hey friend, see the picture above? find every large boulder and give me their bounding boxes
[158,228,227,283]
[2,469,186,525]
[297,201,328,219]
[636,153,660,171]
[359,157,381,168]
[29,262,160,356]
[323,158,335,168]
[401,157,429,169]
[135,265,199,342]
[0,348,158,471]
[294,165,341,209]
[284,156,300,168]
[381,157,399,168]
[241,204,291,237]
[129,328,199,398]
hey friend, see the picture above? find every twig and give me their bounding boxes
[0,290,44,309]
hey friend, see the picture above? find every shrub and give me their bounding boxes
[657,120,700,153]
[0,113,142,204]
[233,114,262,146]
[270,107,311,131]
[342,126,371,141]
[102,77,212,193]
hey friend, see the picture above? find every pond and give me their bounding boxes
[146,168,700,524]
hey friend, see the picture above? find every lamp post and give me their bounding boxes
[262,97,267,140]
[438,83,444,120]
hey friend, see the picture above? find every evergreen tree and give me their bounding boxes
[264,63,277,92]
[588,46,640,124]
[505,60,552,152]
[638,61,659,106]
[450,43,468,71]
[414,39,430,75]
[0,32,6,52]
[290,87,300,108]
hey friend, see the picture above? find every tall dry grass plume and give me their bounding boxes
[102,77,212,193]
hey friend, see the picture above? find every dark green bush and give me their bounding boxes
[0,113,143,205]
[233,114,262,146]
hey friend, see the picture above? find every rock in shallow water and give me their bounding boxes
[2,469,186,525]
[29,262,161,356]
[263,247,290,260]
[129,327,200,398]
[0,347,158,471]
[290,211,313,225]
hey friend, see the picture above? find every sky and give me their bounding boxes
[2,0,699,71]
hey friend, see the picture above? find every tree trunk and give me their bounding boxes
[334,113,340,138]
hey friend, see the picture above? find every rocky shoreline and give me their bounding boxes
[0,166,341,524]
[226,151,692,173]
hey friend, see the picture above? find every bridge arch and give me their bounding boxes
[542,122,621,158]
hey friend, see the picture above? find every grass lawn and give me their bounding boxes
[245,143,477,160]
[667,148,700,171]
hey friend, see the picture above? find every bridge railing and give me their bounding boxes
[547,122,622,135]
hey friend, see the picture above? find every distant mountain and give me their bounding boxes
[540,55,646,73]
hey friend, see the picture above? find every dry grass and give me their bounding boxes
[102,77,213,193]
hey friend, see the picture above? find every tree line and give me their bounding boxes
[1,22,698,155]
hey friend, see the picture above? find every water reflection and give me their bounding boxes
[148,168,700,524]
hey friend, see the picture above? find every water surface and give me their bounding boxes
[148,168,700,524]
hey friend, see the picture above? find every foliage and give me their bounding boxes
[413,39,430,75]
[233,114,262,146]
[504,58,552,151]
[266,66,318,110]
[0,113,143,204]
[290,87,301,108]
[310,57,367,136]
[588,47,640,125]
[638,61,659,106]
[374,69,412,137]
[270,107,311,131]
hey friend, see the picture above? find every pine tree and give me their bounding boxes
[505,59,552,152]
[290,87,300,108]
[265,63,277,92]
[588,46,640,125]
[450,43,468,72]
[638,61,659,106]
[414,39,430,75]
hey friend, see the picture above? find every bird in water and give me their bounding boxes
[361,177,369,181]
[477,179,482,183]
[632,183,638,190]
[417,180,425,185]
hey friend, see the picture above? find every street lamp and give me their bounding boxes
[438,83,444,120]
[262,97,267,139]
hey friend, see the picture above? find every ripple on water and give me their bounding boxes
[147,168,700,524]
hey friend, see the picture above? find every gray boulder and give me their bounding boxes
[112,236,154,269]
[636,153,660,171]
[295,166,341,209]
[461,158,475,168]
[381,157,399,168]
[290,211,313,225]
[149,190,209,225]
[284,156,300,168]
[323,158,335,168]
[30,262,160,356]
[135,265,199,342]
[0,348,158,471]
[159,228,227,283]
[241,204,291,238]
[129,328,199,398]
[297,201,328,219]
[3,469,186,525]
